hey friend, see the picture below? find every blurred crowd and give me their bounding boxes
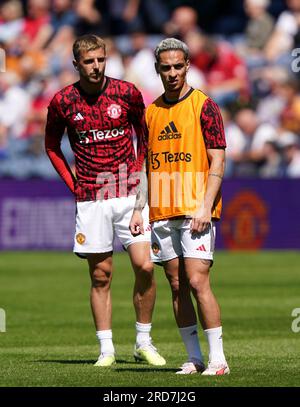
[1,0,300,179]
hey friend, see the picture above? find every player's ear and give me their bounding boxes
[73,60,79,71]
[186,59,190,71]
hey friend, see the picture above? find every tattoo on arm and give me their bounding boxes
[134,164,148,211]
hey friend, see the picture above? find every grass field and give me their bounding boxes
[0,251,299,387]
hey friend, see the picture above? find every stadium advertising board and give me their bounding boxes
[0,179,299,250]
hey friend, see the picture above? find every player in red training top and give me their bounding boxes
[45,35,165,367]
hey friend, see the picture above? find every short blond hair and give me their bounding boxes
[73,35,106,61]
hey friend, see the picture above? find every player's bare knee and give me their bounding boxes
[166,275,179,296]
[91,266,112,289]
[188,274,209,293]
[135,261,154,280]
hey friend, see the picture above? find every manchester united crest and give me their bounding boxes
[107,104,122,119]
[221,190,269,250]
[76,233,86,245]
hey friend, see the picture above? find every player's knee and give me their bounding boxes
[91,266,112,289]
[135,261,154,280]
[167,276,179,296]
[188,274,208,293]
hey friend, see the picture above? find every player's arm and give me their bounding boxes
[129,159,148,235]
[191,149,225,233]
[45,98,77,194]
[191,98,226,233]
[129,86,148,170]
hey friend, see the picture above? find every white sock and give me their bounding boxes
[136,322,152,347]
[179,325,204,364]
[204,326,226,363]
[96,330,115,356]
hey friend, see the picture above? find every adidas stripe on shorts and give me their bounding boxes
[151,218,216,263]
[73,195,151,256]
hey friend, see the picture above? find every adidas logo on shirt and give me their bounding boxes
[74,113,84,121]
[158,121,181,141]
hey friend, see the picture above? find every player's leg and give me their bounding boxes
[182,221,229,375]
[115,196,165,365]
[73,200,116,367]
[87,252,116,366]
[184,257,229,374]
[164,256,196,327]
[151,219,204,374]
[127,241,155,325]
[184,257,222,329]
[115,197,155,328]
[130,246,165,366]
[127,241,165,365]
[87,253,113,330]
[163,256,205,374]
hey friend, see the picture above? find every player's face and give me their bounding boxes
[74,48,106,84]
[156,50,189,95]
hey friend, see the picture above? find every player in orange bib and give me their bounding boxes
[130,38,229,375]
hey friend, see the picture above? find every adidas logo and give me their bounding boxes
[74,113,84,121]
[196,244,206,251]
[158,121,181,141]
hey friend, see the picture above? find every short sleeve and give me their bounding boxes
[200,98,226,149]
[128,85,145,126]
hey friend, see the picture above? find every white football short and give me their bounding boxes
[73,195,151,255]
[151,218,216,263]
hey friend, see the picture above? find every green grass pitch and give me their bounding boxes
[0,251,299,387]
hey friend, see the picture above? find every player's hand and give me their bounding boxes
[129,209,145,235]
[191,206,211,234]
